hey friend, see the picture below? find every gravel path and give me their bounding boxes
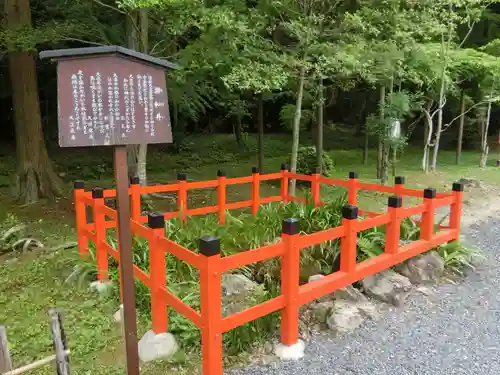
[228,218,500,375]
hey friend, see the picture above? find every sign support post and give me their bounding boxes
[114,145,140,375]
[40,45,178,375]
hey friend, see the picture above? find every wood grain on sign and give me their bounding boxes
[57,55,172,147]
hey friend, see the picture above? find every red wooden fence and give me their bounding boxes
[73,165,463,375]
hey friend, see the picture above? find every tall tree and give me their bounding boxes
[4,0,62,204]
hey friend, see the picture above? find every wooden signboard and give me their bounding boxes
[41,46,175,147]
[40,46,178,375]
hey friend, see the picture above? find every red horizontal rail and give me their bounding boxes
[218,242,285,273]
[400,203,426,219]
[298,229,455,305]
[133,265,151,288]
[157,237,203,268]
[130,220,151,239]
[140,184,179,194]
[226,200,252,210]
[220,295,285,333]
[259,173,282,181]
[318,176,349,187]
[225,176,253,186]
[187,205,218,216]
[434,195,455,209]
[297,226,345,249]
[159,287,202,328]
[356,213,391,232]
[101,205,117,220]
[186,180,219,190]
[286,173,313,182]
[357,182,395,193]
[260,196,282,204]
[358,210,381,218]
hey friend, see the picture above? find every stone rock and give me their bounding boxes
[398,251,445,284]
[222,274,257,296]
[326,300,364,333]
[113,305,124,323]
[361,270,412,306]
[308,274,325,283]
[221,274,266,318]
[89,280,113,296]
[356,301,380,320]
[310,301,335,323]
[138,330,178,362]
[458,178,482,189]
[333,285,367,303]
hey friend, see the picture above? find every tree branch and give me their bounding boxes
[440,100,488,133]
[92,0,125,14]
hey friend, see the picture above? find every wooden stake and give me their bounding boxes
[0,326,12,374]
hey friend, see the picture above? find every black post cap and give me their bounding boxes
[349,171,358,179]
[281,163,290,171]
[92,187,104,199]
[395,176,405,185]
[342,205,359,220]
[199,235,221,257]
[177,172,187,181]
[388,196,403,208]
[282,218,299,235]
[74,180,84,189]
[217,170,226,177]
[130,176,140,185]
[423,188,436,199]
[148,212,165,229]
[252,167,259,174]
[452,182,464,192]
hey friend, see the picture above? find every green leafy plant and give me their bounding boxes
[0,214,43,254]
[437,241,483,276]
[295,146,334,176]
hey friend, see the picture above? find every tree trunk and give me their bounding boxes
[316,78,324,174]
[257,93,264,172]
[234,115,244,148]
[456,89,465,165]
[5,0,62,204]
[430,72,446,172]
[363,130,369,165]
[480,97,493,168]
[422,103,433,173]
[289,66,306,196]
[136,9,149,185]
[377,85,385,179]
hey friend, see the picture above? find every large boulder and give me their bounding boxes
[398,251,445,284]
[326,300,364,333]
[221,274,266,317]
[361,270,412,306]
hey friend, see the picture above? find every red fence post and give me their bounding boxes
[311,168,321,207]
[347,172,358,206]
[280,164,289,204]
[148,213,168,334]
[420,188,436,241]
[199,236,223,375]
[386,196,402,254]
[340,205,358,273]
[449,182,464,241]
[217,170,227,224]
[130,176,141,222]
[74,180,88,259]
[92,188,108,281]
[177,173,188,222]
[280,218,300,346]
[394,176,405,205]
[251,167,261,216]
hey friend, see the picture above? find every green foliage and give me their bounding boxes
[295,146,334,176]
[0,214,43,254]
[437,240,483,276]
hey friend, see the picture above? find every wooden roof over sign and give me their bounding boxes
[40,45,179,70]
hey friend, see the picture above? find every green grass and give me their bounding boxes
[0,132,497,373]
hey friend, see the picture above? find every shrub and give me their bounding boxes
[295,146,334,176]
[0,214,43,254]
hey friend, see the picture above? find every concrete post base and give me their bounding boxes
[274,340,305,360]
[138,330,179,362]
